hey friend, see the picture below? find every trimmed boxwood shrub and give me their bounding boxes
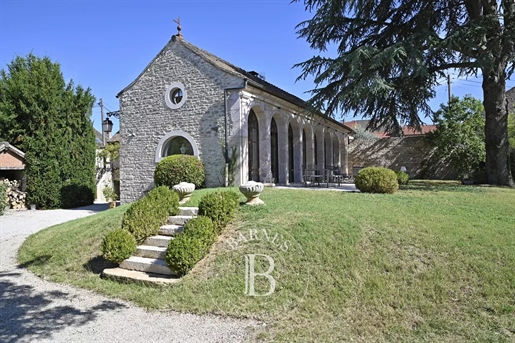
[395,171,410,185]
[121,196,169,244]
[221,190,241,208]
[182,215,217,249]
[147,185,180,216]
[101,228,137,264]
[198,191,239,234]
[165,216,216,276]
[355,167,399,194]
[154,155,205,189]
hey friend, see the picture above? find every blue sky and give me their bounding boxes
[1,0,514,134]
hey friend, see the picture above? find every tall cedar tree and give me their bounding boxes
[0,54,96,208]
[294,0,515,185]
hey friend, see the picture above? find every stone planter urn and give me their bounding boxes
[239,181,264,205]
[172,182,195,204]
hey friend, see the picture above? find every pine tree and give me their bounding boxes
[294,0,515,185]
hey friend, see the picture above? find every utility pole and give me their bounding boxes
[447,74,451,105]
[99,98,105,147]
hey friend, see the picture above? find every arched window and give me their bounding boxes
[155,131,199,163]
[288,124,294,183]
[248,110,260,181]
[163,136,193,156]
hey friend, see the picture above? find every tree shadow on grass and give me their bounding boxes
[0,271,127,343]
[83,255,117,275]
[17,255,52,269]
[401,180,486,193]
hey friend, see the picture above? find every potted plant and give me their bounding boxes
[103,185,119,208]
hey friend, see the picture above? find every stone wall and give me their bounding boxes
[349,136,458,179]
[119,37,242,203]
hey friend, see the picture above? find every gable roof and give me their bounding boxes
[0,142,25,159]
[118,35,354,133]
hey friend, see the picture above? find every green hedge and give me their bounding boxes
[394,171,410,185]
[355,167,399,194]
[0,182,8,215]
[101,228,137,264]
[1,54,97,210]
[154,155,205,189]
[121,186,180,244]
[147,186,180,216]
[165,216,216,276]
[198,191,239,234]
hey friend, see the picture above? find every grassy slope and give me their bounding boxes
[18,182,515,342]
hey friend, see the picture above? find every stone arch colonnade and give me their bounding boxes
[243,101,348,184]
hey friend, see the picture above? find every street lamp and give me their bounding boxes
[102,118,113,135]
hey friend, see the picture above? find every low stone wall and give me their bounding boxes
[349,136,458,179]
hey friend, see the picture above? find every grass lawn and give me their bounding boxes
[18,181,515,342]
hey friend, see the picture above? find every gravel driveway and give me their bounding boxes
[0,205,258,343]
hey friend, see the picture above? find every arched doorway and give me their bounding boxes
[288,123,294,183]
[248,110,260,181]
[271,117,279,182]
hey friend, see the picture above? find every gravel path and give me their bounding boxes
[0,205,258,343]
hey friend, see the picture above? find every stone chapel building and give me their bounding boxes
[117,31,354,203]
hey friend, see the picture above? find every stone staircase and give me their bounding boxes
[103,206,197,284]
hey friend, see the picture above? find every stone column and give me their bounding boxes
[293,119,303,183]
[276,113,289,184]
[325,130,333,168]
[259,108,272,182]
[342,133,349,175]
[334,132,342,168]
[315,126,325,170]
[304,124,315,168]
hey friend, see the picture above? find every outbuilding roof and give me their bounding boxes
[0,142,25,158]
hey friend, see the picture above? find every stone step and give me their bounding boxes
[158,224,184,236]
[145,235,173,247]
[103,268,180,285]
[178,206,198,216]
[120,256,174,276]
[168,215,193,225]
[134,245,167,259]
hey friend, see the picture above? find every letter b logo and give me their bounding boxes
[244,254,276,296]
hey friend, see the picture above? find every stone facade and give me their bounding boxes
[118,35,353,203]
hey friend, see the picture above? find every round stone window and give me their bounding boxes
[164,82,187,109]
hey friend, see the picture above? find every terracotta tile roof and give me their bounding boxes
[402,125,436,136]
[0,142,25,158]
[344,120,435,137]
